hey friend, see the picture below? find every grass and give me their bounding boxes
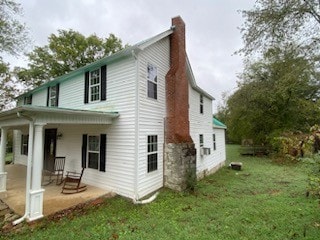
[5,153,13,164]
[2,145,320,239]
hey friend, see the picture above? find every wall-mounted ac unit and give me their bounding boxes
[200,147,211,156]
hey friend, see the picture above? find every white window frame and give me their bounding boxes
[147,135,158,172]
[24,95,32,105]
[49,85,57,107]
[87,135,100,170]
[89,68,101,102]
[199,134,204,148]
[147,63,157,100]
[200,95,204,114]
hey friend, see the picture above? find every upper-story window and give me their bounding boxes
[24,95,32,105]
[90,69,101,102]
[200,95,204,114]
[47,84,59,107]
[147,63,157,100]
[84,65,106,104]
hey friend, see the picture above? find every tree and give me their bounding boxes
[239,0,320,57]
[0,58,19,110]
[224,45,320,143]
[16,30,124,87]
[0,0,28,55]
[0,0,29,110]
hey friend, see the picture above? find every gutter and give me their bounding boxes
[13,112,34,225]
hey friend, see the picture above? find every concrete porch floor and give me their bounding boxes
[0,164,114,217]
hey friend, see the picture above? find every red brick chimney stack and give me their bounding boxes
[165,16,193,144]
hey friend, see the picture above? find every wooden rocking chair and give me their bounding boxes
[61,168,87,194]
[42,156,66,186]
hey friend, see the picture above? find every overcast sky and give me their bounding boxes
[8,0,255,112]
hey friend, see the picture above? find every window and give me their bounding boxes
[147,63,157,99]
[90,69,101,102]
[84,65,106,104]
[147,135,158,172]
[49,86,58,107]
[200,95,203,114]
[213,134,216,150]
[24,95,32,105]
[88,136,100,170]
[82,134,106,172]
[199,134,204,147]
[21,134,28,155]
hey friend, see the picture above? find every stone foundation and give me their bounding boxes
[164,143,196,191]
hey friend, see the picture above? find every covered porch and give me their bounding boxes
[0,164,113,217]
[0,105,119,223]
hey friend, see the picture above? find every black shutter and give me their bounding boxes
[101,65,107,101]
[84,71,89,104]
[56,83,60,107]
[99,134,106,172]
[82,134,87,168]
[46,87,50,106]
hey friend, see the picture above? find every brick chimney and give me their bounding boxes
[165,16,193,144]
[164,16,196,191]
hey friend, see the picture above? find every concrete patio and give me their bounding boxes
[0,164,114,217]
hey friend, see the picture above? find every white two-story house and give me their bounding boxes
[0,16,226,221]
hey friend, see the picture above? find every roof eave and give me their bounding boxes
[186,56,215,100]
[0,106,120,120]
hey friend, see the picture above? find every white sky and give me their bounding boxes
[6,0,255,112]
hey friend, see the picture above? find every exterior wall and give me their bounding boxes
[188,85,226,178]
[136,36,170,198]
[13,56,138,199]
[31,90,47,107]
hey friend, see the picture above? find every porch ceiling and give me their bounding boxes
[0,106,119,127]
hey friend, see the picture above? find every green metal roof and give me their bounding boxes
[213,117,227,129]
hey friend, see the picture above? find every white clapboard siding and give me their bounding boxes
[188,85,225,177]
[31,90,47,106]
[12,56,137,199]
[136,36,170,198]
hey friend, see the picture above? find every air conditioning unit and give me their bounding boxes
[200,147,211,156]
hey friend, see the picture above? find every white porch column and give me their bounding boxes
[28,123,45,221]
[0,127,8,192]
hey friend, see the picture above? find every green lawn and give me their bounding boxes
[2,145,320,239]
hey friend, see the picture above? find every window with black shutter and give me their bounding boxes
[47,84,59,107]
[82,134,106,172]
[84,65,107,104]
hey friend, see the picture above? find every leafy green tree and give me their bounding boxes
[0,0,29,110]
[0,0,29,55]
[0,59,16,109]
[239,0,320,57]
[16,30,124,87]
[225,46,320,143]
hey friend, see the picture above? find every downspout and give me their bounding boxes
[13,112,34,225]
[132,49,140,200]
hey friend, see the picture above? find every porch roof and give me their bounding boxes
[0,105,119,127]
